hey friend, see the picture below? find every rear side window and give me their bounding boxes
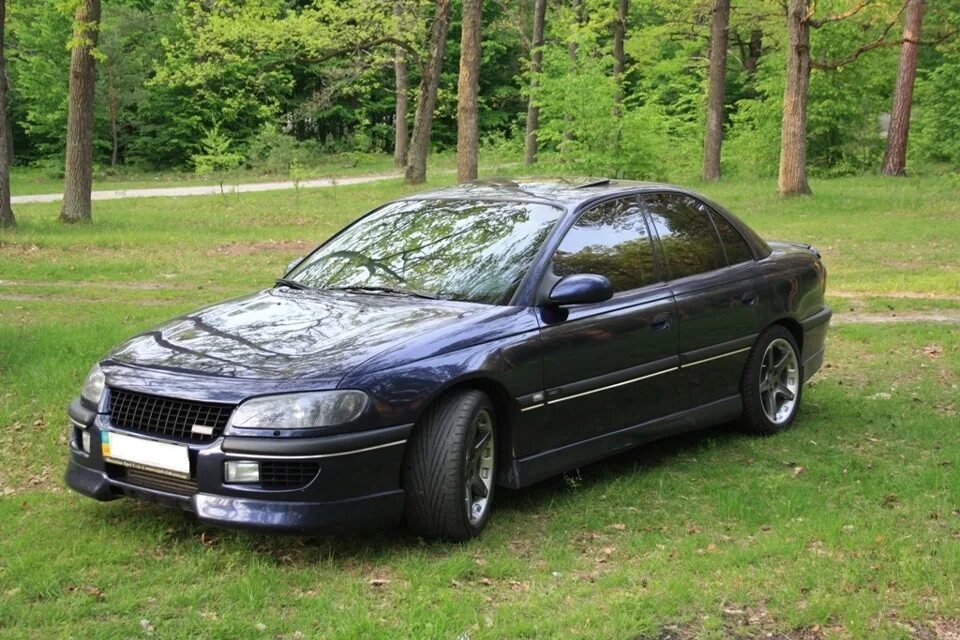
[553,197,658,293]
[643,193,726,280]
[710,210,754,264]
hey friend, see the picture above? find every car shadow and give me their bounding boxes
[91,421,751,565]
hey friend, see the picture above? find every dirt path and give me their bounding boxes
[10,172,402,204]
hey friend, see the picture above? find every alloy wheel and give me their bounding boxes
[758,337,800,424]
[464,409,495,526]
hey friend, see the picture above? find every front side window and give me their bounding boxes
[552,197,658,293]
[643,193,727,280]
[289,199,563,305]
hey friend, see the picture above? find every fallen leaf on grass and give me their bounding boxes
[606,523,626,532]
[367,578,390,588]
[792,466,805,477]
[83,585,105,601]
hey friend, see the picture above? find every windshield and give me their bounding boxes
[287,199,564,305]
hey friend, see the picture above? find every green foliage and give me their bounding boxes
[191,125,244,195]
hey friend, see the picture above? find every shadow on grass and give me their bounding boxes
[81,420,757,568]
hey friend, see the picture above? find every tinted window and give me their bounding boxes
[644,194,726,280]
[553,198,657,292]
[710,210,754,264]
[289,200,563,305]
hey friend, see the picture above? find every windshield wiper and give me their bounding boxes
[325,285,439,300]
[274,278,310,290]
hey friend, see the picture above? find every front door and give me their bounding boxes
[532,197,680,454]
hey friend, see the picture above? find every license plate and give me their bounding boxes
[101,432,190,479]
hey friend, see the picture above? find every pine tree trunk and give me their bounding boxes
[778,0,812,196]
[393,0,409,168]
[60,0,101,223]
[882,0,924,177]
[457,0,482,182]
[702,0,730,182]
[0,0,14,228]
[405,0,452,185]
[523,0,546,166]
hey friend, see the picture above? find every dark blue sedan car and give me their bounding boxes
[66,179,831,540]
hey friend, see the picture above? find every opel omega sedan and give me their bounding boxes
[66,179,832,540]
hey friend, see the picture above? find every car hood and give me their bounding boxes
[106,288,487,381]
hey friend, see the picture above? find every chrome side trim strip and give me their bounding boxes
[550,366,680,405]
[683,346,751,368]
[221,439,407,461]
[520,403,545,413]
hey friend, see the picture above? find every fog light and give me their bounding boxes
[81,430,91,453]
[224,461,260,483]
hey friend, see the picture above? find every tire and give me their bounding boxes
[402,390,497,541]
[740,325,804,435]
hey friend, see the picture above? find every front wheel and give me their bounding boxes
[740,325,803,435]
[402,390,497,541]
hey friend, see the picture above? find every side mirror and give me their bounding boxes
[548,274,613,306]
[284,257,302,276]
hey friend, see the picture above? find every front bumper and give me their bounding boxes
[65,397,411,534]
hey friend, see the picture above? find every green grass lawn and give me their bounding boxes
[1,174,958,639]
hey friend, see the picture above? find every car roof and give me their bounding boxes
[397,177,691,208]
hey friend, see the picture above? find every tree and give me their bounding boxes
[612,0,628,115]
[405,0,452,184]
[778,0,911,196]
[702,0,730,181]
[457,0,483,182]
[778,0,813,196]
[0,0,14,228]
[59,0,101,223]
[192,125,243,199]
[393,1,409,168]
[524,0,546,166]
[882,0,924,176]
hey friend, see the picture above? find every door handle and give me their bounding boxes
[741,292,759,307]
[651,312,672,331]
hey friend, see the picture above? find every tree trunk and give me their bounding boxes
[612,0,628,116]
[405,0,452,185]
[882,0,924,177]
[107,66,119,168]
[702,0,730,182]
[778,0,812,196]
[60,0,101,223]
[0,0,14,228]
[745,29,762,75]
[563,0,581,145]
[457,0,482,182]
[393,0,409,168]
[523,0,546,166]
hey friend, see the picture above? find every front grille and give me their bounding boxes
[259,461,320,488]
[109,388,233,442]
[115,466,199,496]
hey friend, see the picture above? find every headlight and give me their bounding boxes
[230,391,369,430]
[80,364,106,405]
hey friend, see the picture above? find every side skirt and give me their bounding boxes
[501,395,743,489]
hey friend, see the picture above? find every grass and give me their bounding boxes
[1,171,959,639]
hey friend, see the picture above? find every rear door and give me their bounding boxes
[642,193,767,410]
[531,197,679,453]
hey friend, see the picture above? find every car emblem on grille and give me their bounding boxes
[191,424,215,436]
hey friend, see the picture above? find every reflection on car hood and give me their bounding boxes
[107,288,485,380]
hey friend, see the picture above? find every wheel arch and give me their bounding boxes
[770,316,804,353]
[409,375,517,483]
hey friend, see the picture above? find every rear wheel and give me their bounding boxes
[740,325,803,435]
[402,390,496,541]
